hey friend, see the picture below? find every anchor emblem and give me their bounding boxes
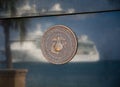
[51,34,66,54]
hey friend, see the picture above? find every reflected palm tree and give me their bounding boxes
[1,19,27,69]
[0,0,28,68]
[0,0,18,17]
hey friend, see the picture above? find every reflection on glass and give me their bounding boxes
[0,28,5,61]
[11,41,46,62]
[11,29,45,62]
[0,4,120,87]
[0,51,6,61]
[0,0,120,18]
[72,35,99,62]
[11,32,100,63]
[0,11,120,63]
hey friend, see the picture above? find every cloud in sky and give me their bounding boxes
[49,3,62,11]
[17,1,37,16]
[48,3,76,14]
[10,22,99,63]
[11,36,99,63]
[1,10,120,62]
[11,23,46,62]
[15,0,117,16]
[11,41,47,62]
[67,8,75,13]
[27,24,43,39]
[1,0,120,18]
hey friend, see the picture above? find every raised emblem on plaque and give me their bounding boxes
[41,25,77,64]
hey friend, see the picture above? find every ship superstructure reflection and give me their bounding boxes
[11,34,99,63]
[72,35,99,62]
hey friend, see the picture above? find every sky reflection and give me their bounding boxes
[0,11,120,63]
[0,0,120,18]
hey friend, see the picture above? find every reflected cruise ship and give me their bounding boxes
[72,35,99,62]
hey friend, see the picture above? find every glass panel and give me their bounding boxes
[0,11,120,87]
[0,28,5,61]
[4,11,119,63]
[0,54,5,61]
[0,63,6,68]
[0,0,120,18]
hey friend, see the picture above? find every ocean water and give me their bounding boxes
[13,61,120,87]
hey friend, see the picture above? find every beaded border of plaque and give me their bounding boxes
[41,25,78,64]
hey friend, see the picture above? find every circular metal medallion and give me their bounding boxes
[41,25,77,64]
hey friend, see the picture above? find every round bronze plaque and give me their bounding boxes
[41,25,77,64]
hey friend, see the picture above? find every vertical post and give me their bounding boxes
[4,23,12,69]
[0,69,28,87]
